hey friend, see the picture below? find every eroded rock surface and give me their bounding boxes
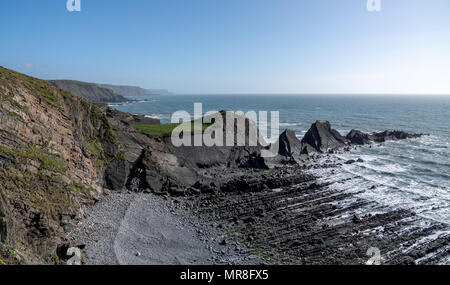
[301,121,348,153]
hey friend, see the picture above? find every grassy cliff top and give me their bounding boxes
[49,80,128,103]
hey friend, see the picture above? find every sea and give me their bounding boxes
[111,94,450,231]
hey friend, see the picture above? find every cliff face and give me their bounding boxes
[0,67,127,264]
[0,67,200,264]
[49,80,128,103]
[99,84,170,97]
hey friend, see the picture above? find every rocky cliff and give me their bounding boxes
[99,84,170,97]
[0,67,209,264]
[49,80,128,103]
[0,66,427,264]
[0,67,134,264]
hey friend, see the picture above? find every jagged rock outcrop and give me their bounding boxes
[278,129,303,157]
[347,129,424,145]
[369,130,423,142]
[161,111,269,169]
[126,148,201,194]
[293,122,425,155]
[301,121,348,153]
[346,129,371,145]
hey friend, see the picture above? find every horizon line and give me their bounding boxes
[172,93,450,96]
[3,66,450,97]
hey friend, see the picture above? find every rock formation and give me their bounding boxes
[346,129,371,145]
[347,129,424,145]
[278,129,303,157]
[301,121,348,153]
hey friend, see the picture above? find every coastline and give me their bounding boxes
[69,160,450,265]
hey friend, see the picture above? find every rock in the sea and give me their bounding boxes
[278,129,303,157]
[301,121,348,153]
[369,130,423,143]
[346,129,424,145]
[346,129,371,145]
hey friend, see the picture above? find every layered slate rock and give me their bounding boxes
[278,129,303,157]
[346,129,424,145]
[301,121,348,153]
[369,130,423,143]
[346,129,371,145]
[0,66,163,264]
[0,66,130,264]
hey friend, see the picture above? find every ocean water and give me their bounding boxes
[111,94,450,227]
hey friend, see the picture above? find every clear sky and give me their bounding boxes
[1,0,449,94]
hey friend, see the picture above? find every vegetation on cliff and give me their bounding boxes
[0,66,124,264]
[49,80,128,103]
[99,84,170,97]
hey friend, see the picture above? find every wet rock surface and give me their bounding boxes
[347,129,425,145]
[346,130,371,145]
[278,129,303,157]
[181,163,450,265]
[70,158,450,265]
[301,121,348,153]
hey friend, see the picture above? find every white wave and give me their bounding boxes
[144,114,170,119]
[279,122,301,127]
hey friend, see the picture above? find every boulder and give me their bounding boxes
[240,152,269,169]
[104,158,129,190]
[278,129,303,157]
[301,121,348,153]
[369,130,423,143]
[346,130,371,145]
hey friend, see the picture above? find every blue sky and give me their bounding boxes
[1,0,449,94]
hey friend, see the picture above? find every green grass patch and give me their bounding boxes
[117,151,126,161]
[0,144,67,173]
[85,138,103,156]
[7,110,22,119]
[24,78,60,108]
[1,166,93,215]
[134,122,212,137]
[89,107,117,143]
